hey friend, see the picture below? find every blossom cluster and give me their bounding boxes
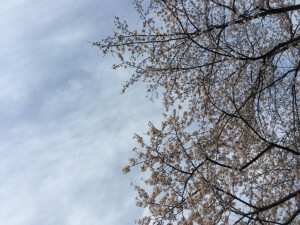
[98,0,300,224]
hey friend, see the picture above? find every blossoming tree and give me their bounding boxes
[95,0,300,224]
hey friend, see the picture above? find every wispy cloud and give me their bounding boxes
[0,0,161,224]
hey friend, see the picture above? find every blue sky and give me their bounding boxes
[0,1,162,224]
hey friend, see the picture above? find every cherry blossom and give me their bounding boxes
[96,0,300,224]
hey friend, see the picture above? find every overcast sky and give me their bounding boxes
[0,1,162,224]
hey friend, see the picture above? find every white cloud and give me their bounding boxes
[0,0,161,224]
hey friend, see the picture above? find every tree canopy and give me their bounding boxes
[95,0,300,224]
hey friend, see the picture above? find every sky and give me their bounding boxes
[0,0,162,224]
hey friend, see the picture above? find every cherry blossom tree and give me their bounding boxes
[95,0,300,224]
